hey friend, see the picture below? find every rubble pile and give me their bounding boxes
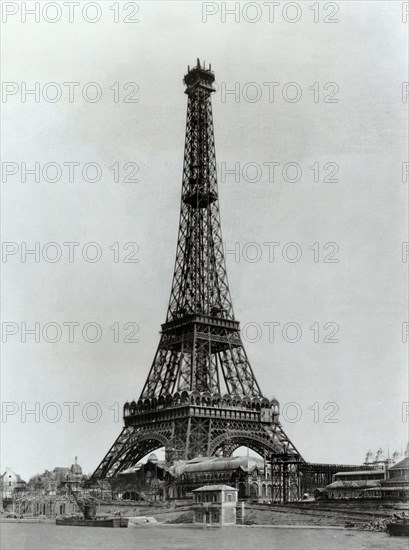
[345,518,394,532]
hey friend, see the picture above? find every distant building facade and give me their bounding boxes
[3,457,86,517]
[321,448,409,501]
[1,467,26,500]
[324,469,386,499]
[52,457,83,483]
[379,457,409,500]
[28,457,84,495]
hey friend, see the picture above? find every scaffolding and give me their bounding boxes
[11,488,100,517]
[270,453,303,503]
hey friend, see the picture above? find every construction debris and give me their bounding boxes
[345,518,394,532]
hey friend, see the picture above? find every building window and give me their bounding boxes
[227,494,232,502]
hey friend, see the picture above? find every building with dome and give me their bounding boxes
[69,456,83,479]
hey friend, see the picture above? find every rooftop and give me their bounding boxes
[334,470,384,477]
[389,457,409,470]
[381,475,409,484]
[119,459,168,476]
[170,455,264,475]
[327,480,381,489]
[193,484,237,492]
[119,465,142,475]
[1,469,25,483]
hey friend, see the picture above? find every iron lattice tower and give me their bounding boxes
[91,61,302,494]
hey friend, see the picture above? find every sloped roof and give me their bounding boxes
[119,459,169,476]
[378,486,409,492]
[327,480,380,489]
[148,453,158,462]
[120,465,143,475]
[334,470,384,477]
[0,468,25,483]
[382,475,409,484]
[169,455,264,475]
[389,457,409,470]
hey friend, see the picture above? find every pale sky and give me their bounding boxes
[1,1,408,480]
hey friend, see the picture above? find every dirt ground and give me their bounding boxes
[99,502,350,527]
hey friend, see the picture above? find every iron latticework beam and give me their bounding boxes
[91,61,302,485]
[140,61,260,400]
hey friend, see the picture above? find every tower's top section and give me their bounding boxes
[183,59,215,95]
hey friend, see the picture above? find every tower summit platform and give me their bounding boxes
[183,59,215,94]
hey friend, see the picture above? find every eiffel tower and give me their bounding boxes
[91,60,302,483]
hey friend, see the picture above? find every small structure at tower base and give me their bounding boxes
[193,485,238,525]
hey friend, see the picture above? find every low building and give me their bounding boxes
[299,462,374,497]
[193,485,238,525]
[388,457,409,480]
[324,469,385,499]
[378,457,409,500]
[322,458,409,501]
[13,494,78,517]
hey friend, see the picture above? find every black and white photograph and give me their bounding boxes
[1,1,408,549]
